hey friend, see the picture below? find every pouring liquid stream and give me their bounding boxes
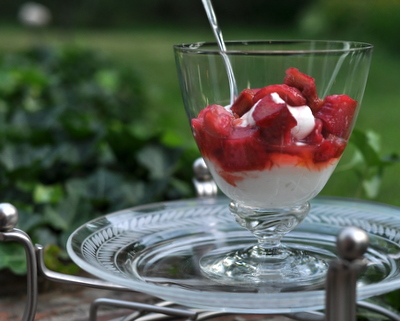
[201,0,238,104]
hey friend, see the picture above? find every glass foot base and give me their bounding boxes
[200,244,332,290]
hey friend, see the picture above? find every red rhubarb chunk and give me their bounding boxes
[191,118,203,136]
[222,127,265,172]
[253,84,307,106]
[191,110,206,143]
[315,95,358,138]
[202,104,234,137]
[303,118,324,145]
[284,68,323,111]
[314,136,347,163]
[230,89,257,117]
[252,94,297,144]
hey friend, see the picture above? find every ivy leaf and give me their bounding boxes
[43,188,90,232]
[43,244,80,275]
[0,45,194,277]
[33,184,64,204]
[0,144,51,171]
[31,226,59,246]
[82,167,146,211]
[137,144,182,180]
[0,243,27,275]
[95,69,120,93]
[0,71,18,95]
[16,210,44,233]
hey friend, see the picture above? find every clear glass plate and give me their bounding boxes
[67,196,400,314]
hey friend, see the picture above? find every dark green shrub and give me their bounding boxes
[0,45,195,274]
[1,0,311,29]
[299,0,400,52]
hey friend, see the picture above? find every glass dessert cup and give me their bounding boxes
[174,40,373,288]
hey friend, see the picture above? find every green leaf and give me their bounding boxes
[97,142,116,164]
[0,71,18,95]
[137,144,181,180]
[12,66,48,89]
[42,188,89,231]
[31,226,59,246]
[0,243,27,275]
[336,149,364,172]
[43,205,70,231]
[161,130,187,147]
[129,122,157,140]
[362,172,382,199]
[165,177,193,199]
[16,210,44,233]
[43,244,80,275]
[0,143,52,171]
[81,168,146,210]
[95,69,120,93]
[0,45,193,276]
[33,184,64,204]
[350,129,382,167]
[137,145,167,179]
[382,153,400,166]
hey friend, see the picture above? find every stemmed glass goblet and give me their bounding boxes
[174,40,373,287]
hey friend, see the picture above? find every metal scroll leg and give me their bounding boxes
[0,203,38,321]
[89,298,197,321]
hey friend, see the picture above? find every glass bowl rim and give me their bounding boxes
[173,39,374,55]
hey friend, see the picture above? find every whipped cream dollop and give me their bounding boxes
[230,92,315,140]
[269,92,316,140]
[287,105,315,140]
[233,100,259,127]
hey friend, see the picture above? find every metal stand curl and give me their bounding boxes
[0,203,37,321]
[1,158,400,321]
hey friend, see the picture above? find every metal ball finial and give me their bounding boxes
[336,226,369,261]
[193,157,212,181]
[0,203,19,231]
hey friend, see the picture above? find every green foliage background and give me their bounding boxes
[0,45,195,274]
[0,4,399,318]
[0,0,311,29]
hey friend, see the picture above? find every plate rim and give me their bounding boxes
[66,196,400,313]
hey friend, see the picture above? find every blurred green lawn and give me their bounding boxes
[0,25,399,206]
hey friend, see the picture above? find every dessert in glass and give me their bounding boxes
[174,40,373,287]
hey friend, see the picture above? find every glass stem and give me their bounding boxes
[257,236,282,250]
[229,201,310,254]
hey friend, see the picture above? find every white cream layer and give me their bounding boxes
[206,160,338,208]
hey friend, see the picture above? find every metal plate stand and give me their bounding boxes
[1,158,400,321]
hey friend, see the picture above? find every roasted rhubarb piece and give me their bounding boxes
[192,68,357,190]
